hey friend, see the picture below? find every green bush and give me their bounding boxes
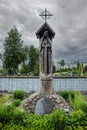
[12,109,26,125]
[51,110,66,130]
[0,122,2,129]
[12,99,21,107]
[60,91,75,101]
[0,108,87,130]
[13,90,25,100]
[65,110,86,130]
[0,94,10,105]
[68,92,87,112]
[80,102,87,113]
[0,104,26,127]
[64,126,72,130]
[60,91,87,113]
[0,105,15,124]
[24,114,54,130]
[2,123,27,130]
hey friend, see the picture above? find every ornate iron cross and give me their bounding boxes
[39,8,53,22]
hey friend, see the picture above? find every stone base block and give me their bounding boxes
[40,77,53,95]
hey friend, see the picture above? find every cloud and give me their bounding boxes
[0,0,87,63]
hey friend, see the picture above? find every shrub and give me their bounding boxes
[80,102,87,113]
[24,113,54,130]
[12,109,26,125]
[64,126,72,130]
[67,110,86,130]
[0,94,10,105]
[60,91,87,113]
[2,123,27,130]
[68,92,87,112]
[13,90,25,100]
[0,105,15,124]
[51,110,66,130]
[0,109,87,130]
[0,122,2,129]
[12,99,21,107]
[60,91,75,101]
[0,104,26,126]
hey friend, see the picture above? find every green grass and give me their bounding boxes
[69,92,86,110]
[60,91,87,112]
[0,94,11,105]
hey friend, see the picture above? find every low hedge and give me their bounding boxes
[0,104,87,130]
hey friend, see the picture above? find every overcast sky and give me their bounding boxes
[0,0,87,63]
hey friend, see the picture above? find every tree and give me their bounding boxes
[0,54,2,59]
[83,65,87,73]
[20,45,30,74]
[53,64,56,73]
[21,45,39,75]
[3,27,26,75]
[28,45,39,74]
[59,59,65,66]
[77,62,83,76]
[77,61,80,69]
[34,61,39,76]
[20,63,29,74]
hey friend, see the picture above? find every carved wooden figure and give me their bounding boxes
[36,9,55,95]
[40,31,52,75]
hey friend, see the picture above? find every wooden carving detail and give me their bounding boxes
[40,31,52,75]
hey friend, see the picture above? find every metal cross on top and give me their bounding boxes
[39,8,53,23]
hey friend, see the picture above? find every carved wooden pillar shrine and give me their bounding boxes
[36,22,55,95]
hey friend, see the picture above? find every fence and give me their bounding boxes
[0,77,87,92]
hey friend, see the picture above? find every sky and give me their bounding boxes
[0,0,87,63]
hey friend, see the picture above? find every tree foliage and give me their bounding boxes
[59,59,65,66]
[77,62,83,76]
[28,45,39,74]
[21,45,39,75]
[53,64,56,73]
[0,54,2,60]
[83,65,87,73]
[3,27,26,75]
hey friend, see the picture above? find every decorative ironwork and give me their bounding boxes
[39,8,53,22]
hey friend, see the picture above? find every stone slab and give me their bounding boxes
[35,96,53,115]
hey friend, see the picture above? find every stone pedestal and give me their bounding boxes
[40,75,53,95]
[20,92,72,114]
